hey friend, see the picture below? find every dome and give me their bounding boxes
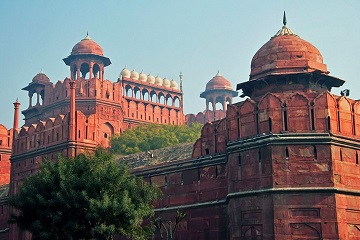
[155,75,163,85]
[120,67,131,78]
[250,14,328,80]
[147,73,155,83]
[32,71,50,84]
[205,71,233,91]
[170,79,178,89]
[71,34,104,56]
[139,71,147,82]
[130,69,139,80]
[163,78,170,87]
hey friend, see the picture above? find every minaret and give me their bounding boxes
[69,81,76,142]
[13,99,20,130]
[179,72,183,110]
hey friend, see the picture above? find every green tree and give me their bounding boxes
[9,150,161,240]
[111,123,202,155]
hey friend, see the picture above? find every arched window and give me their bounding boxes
[93,63,100,78]
[80,63,90,79]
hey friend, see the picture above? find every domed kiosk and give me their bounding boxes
[63,34,111,80]
[200,71,238,112]
[237,13,344,99]
[22,71,51,108]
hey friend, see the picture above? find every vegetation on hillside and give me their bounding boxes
[111,123,202,155]
[9,150,161,240]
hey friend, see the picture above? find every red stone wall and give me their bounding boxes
[0,125,12,186]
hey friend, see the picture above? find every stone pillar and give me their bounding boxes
[13,99,20,129]
[76,63,81,80]
[28,91,33,107]
[36,91,40,105]
[89,62,93,79]
[69,81,76,142]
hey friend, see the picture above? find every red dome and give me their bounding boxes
[205,72,233,91]
[32,72,50,84]
[71,35,104,56]
[250,25,328,80]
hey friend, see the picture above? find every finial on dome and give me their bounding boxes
[84,32,91,40]
[40,69,43,74]
[273,11,297,38]
[216,70,221,76]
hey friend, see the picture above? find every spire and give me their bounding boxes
[179,72,183,92]
[273,11,297,38]
[84,32,91,40]
[216,70,221,77]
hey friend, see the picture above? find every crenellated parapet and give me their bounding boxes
[193,91,360,158]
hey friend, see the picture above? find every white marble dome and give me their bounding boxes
[170,79,178,89]
[139,71,147,82]
[155,75,163,85]
[120,67,130,78]
[147,73,155,83]
[163,78,170,87]
[130,69,139,80]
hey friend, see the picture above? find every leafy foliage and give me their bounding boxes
[111,123,202,155]
[9,150,161,240]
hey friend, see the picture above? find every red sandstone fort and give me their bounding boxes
[0,14,360,239]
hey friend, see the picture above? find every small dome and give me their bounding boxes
[139,71,147,82]
[130,69,139,80]
[205,71,233,91]
[250,14,328,80]
[155,75,163,85]
[170,79,178,89]
[71,34,104,56]
[120,67,130,78]
[32,71,50,84]
[163,78,170,87]
[147,73,155,83]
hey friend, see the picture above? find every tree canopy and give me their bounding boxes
[111,123,202,155]
[9,150,161,240]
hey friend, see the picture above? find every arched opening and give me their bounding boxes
[174,97,180,107]
[215,96,224,110]
[93,63,100,78]
[100,122,114,148]
[80,63,90,79]
[158,93,165,105]
[142,89,149,101]
[150,91,156,102]
[208,98,214,111]
[215,102,222,110]
[125,85,132,97]
[134,87,141,99]
[166,94,172,106]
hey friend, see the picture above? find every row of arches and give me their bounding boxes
[124,100,183,125]
[123,84,181,107]
[206,96,232,111]
[71,62,104,80]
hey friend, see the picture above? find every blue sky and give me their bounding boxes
[0,1,359,128]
